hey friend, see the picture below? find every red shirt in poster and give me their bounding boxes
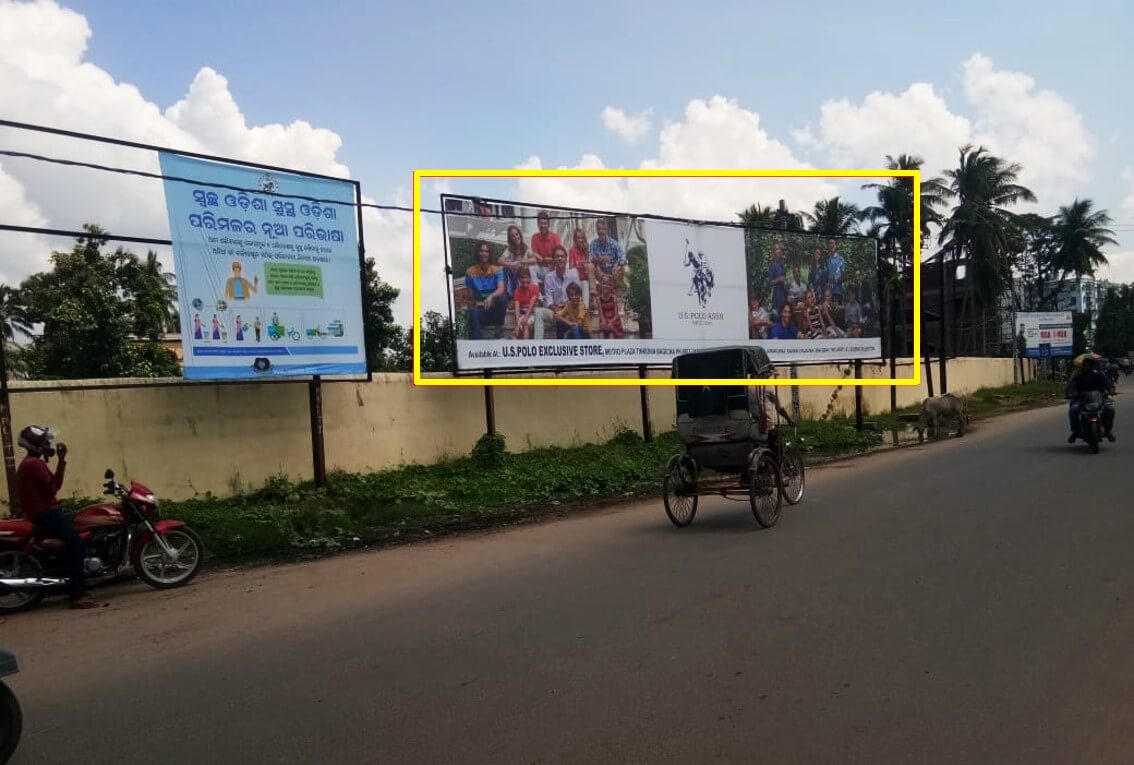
[531,230,562,263]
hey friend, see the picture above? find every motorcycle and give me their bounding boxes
[0,469,205,614]
[1077,390,1107,454]
[0,649,19,765]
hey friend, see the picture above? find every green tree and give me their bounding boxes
[861,156,947,355]
[361,256,403,373]
[418,310,455,373]
[119,250,179,340]
[802,196,864,236]
[1005,212,1065,310]
[0,284,32,343]
[938,144,1036,353]
[15,225,180,379]
[737,203,777,228]
[624,245,652,338]
[771,200,806,231]
[1093,285,1134,359]
[1051,198,1117,302]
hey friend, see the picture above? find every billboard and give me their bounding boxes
[158,153,366,380]
[1015,311,1074,358]
[442,195,880,371]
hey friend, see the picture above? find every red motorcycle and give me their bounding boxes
[0,469,204,614]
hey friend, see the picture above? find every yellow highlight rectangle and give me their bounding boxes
[413,169,921,388]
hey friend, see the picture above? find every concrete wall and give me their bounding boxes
[2,357,1030,511]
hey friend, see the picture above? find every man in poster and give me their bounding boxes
[530,210,562,267]
[589,218,625,285]
[531,247,582,339]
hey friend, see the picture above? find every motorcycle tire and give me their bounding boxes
[1087,421,1101,454]
[0,553,45,615]
[0,680,21,765]
[131,526,206,590]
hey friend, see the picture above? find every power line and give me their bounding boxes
[0,141,872,236]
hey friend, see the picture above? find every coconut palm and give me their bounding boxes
[0,285,32,343]
[938,144,1036,353]
[1052,198,1116,283]
[861,155,948,353]
[120,250,179,340]
[737,203,776,228]
[802,196,864,236]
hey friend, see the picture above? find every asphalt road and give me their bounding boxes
[4,386,1134,764]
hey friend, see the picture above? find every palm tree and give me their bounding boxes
[0,285,32,343]
[1052,199,1117,338]
[142,251,180,333]
[861,155,948,354]
[120,250,179,340]
[737,203,776,229]
[802,196,864,236]
[938,144,1036,354]
[1052,198,1116,282]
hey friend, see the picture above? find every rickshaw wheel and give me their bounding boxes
[663,455,698,528]
[748,451,782,528]
[780,445,805,505]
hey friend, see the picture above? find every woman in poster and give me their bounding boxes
[464,240,507,339]
[193,313,203,340]
[568,228,592,307]
[500,225,541,297]
[211,314,221,340]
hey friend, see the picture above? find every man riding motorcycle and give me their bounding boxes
[15,425,98,609]
[1066,357,1116,444]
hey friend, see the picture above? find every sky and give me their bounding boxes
[1,0,1132,326]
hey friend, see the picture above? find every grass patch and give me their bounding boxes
[55,380,1067,562]
[867,378,1065,428]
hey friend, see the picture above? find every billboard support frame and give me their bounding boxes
[638,365,653,443]
[0,120,375,500]
[426,179,913,387]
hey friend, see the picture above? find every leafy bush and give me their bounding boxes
[470,432,507,466]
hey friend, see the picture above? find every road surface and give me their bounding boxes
[4,389,1133,764]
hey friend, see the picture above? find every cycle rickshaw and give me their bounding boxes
[662,345,805,528]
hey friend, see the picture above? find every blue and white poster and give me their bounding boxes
[158,153,367,380]
[1016,311,1074,359]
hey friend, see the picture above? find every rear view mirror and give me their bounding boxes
[104,469,115,480]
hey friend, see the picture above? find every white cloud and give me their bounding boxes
[0,0,415,326]
[962,53,1093,202]
[796,54,1095,206]
[515,96,838,228]
[601,106,654,144]
[164,68,350,179]
[1099,250,1134,286]
[793,83,971,177]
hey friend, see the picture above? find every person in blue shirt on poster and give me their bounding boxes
[769,240,788,314]
[769,304,800,339]
[588,218,625,284]
[825,238,846,303]
[464,240,507,339]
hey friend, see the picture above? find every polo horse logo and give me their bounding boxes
[684,239,715,308]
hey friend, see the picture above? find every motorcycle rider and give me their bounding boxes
[1066,357,1116,443]
[15,425,98,609]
